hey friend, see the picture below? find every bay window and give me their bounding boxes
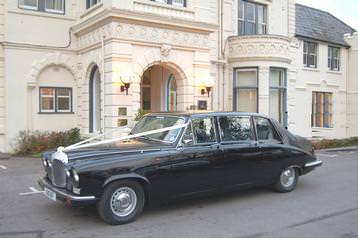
[238,0,267,35]
[233,68,258,113]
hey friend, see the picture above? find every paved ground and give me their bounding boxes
[0,149,357,238]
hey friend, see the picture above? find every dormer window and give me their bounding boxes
[86,0,101,9]
[151,0,186,7]
[238,0,267,35]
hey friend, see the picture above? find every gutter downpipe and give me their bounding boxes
[101,35,106,138]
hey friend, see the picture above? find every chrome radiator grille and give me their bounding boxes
[51,159,67,188]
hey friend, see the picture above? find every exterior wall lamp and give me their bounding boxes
[201,76,214,97]
[120,72,134,95]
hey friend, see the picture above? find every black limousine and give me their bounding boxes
[39,112,322,225]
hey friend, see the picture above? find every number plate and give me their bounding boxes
[44,187,56,202]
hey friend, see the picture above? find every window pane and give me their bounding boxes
[41,98,54,111]
[236,70,257,87]
[45,0,64,12]
[238,0,244,19]
[182,123,194,145]
[269,89,284,123]
[238,20,244,35]
[41,88,55,96]
[245,2,255,21]
[308,43,316,54]
[172,0,185,7]
[57,88,70,96]
[254,117,281,141]
[19,0,38,8]
[236,89,257,112]
[192,117,216,144]
[270,69,285,87]
[219,116,254,141]
[57,97,70,111]
[244,22,256,34]
[142,87,151,110]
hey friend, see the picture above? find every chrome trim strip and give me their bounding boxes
[41,179,96,201]
[305,160,323,168]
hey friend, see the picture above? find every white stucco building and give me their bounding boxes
[0,0,357,152]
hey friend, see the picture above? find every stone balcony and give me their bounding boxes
[228,35,292,63]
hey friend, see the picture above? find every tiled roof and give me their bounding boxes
[295,4,356,47]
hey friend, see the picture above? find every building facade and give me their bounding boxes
[0,0,357,152]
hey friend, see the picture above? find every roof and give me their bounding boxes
[295,4,356,47]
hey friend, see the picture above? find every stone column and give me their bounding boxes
[258,66,270,116]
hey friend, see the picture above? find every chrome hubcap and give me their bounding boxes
[280,168,296,188]
[110,187,137,217]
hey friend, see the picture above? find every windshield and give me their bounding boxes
[131,115,186,143]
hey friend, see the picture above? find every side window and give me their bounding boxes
[219,116,254,142]
[191,117,217,144]
[182,122,194,146]
[254,117,281,142]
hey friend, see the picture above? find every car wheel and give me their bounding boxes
[97,180,145,225]
[273,167,299,193]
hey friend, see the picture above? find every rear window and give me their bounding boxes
[218,116,254,142]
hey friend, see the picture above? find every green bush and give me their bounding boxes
[13,128,82,156]
[311,137,358,150]
[134,109,150,121]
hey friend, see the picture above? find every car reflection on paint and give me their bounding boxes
[38,112,322,225]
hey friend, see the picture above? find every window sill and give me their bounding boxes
[38,112,75,115]
[80,2,104,19]
[302,67,320,72]
[312,127,334,131]
[8,9,75,21]
[327,70,342,75]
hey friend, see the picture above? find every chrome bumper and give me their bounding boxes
[38,178,96,205]
[305,160,323,168]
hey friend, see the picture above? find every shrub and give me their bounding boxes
[13,128,82,156]
[311,137,358,150]
[134,109,150,121]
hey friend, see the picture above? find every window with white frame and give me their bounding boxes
[328,46,340,71]
[19,0,39,10]
[238,0,267,35]
[303,41,318,68]
[86,0,101,9]
[19,0,64,14]
[233,68,258,113]
[311,92,333,128]
[40,87,72,113]
[151,0,186,7]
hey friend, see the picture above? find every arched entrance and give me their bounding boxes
[89,65,101,133]
[140,64,181,112]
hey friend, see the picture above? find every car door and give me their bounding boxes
[253,116,289,184]
[216,115,264,188]
[167,116,222,198]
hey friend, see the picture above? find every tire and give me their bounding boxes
[97,180,145,225]
[273,167,299,193]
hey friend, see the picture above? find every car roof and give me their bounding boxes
[147,111,265,118]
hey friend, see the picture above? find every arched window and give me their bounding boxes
[166,74,177,112]
[89,65,101,133]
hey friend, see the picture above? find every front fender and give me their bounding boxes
[103,173,151,187]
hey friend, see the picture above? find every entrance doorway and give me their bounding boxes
[141,65,180,112]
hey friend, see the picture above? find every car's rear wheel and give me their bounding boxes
[273,167,299,193]
[97,180,145,225]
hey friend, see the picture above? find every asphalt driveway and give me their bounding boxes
[0,149,357,238]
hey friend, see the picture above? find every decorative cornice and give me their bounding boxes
[72,8,217,36]
[228,35,292,64]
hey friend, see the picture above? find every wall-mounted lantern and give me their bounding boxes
[120,72,134,95]
[201,77,214,97]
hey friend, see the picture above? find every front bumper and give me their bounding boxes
[38,178,97,207]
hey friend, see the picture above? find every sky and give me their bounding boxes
[295,0,358,30]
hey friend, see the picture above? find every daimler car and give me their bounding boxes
[39,112,322,225]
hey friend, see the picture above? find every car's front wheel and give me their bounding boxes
[97,180,145,225]
[273,167,299,193]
